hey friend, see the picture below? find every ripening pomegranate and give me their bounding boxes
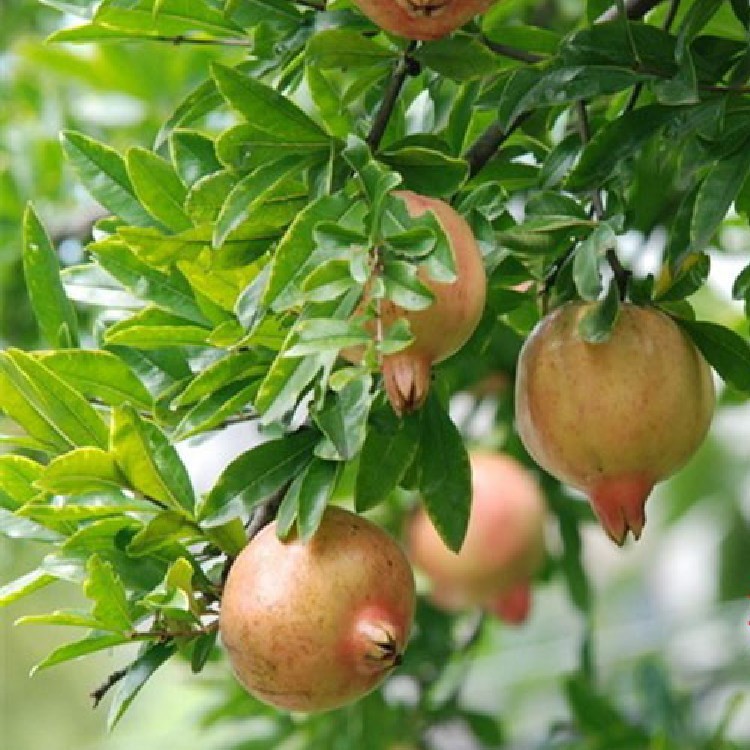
[515,302,715,545]
[219,506,415,713]
[407,452,546,624]
[352,0,497,40]
[344,190,486,415]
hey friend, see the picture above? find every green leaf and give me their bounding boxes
[300,259,357,304]
[691,141,750,252]
[139,557,197,620]
[503,65,648,127]
[0,349,109,450]
[212,62,328,143]
[567,105,678,190]
[91,240,210,325]
[314,375,372,461]
[483,22,561,54]
[22,204,79,348]
[418,392,472,552]
[215,122,330,170]
[16,610,103,629]
[169,129,222,187]
[654,252,711,302]
[285,319,371,357]
[31,634,130,675]
[173,350,267,408]
[355,409,421,511]
[578,279,621,343]
[200,430,318,526]
[94,0,244,38]
[305,29,396,69]
[676,318,750,392]
[213,155,312,249]
[108,641,177,730]
[0,455,44,509]
[84,555,133,632]
[104,307,212,349]
[572,225,617,301]
[38,448,126,495]
[415,34,501,80]
[190,630,218,674]
[0,569,57,607]
[380,146,468,198]
[255,350,332,426]
[61,131,154,226]
[39,350,153,411]
[382,259,436,311]
[296,458,340,542]
[262,193,350,310]
[111,405,196,515]
[126,511,196,556]
[173,381,258,441]
[126,147,192,232]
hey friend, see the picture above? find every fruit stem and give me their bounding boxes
[605,247,632,301]
[366,41,419,152]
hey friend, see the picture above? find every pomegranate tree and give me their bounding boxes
[352,0,498,40]
[407,452,546,624]
[515,302,715,545]
[219,506,415,713]
[346,190,486,415]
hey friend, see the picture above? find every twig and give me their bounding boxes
[623,0,681,112]
[481,37,545,64]
[597,0,668,22]
[575,102,605,220]
[91,668,128,708]
[464,113,530,178]
[606,248,632,299]
[575,103,631,299]
[149,34,251,46]
[662,0,681,30]
[294,0,326,9]
[129,621,219,642]
[245,486,288,541]
[366,41,419,151]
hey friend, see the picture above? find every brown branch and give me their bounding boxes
[91,668,128,709]
[129,621,219,642]
[465,113,530,178]
[481,37,545,64]
[366,41,419,152]
[597,0,668,22]
[606,247,632,299]
[149,34,251,46]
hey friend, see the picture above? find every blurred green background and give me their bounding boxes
[1,1,750,748]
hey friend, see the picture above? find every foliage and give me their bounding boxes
[1,0,750,748]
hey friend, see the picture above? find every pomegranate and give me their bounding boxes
[515,302,715,545]
[345,190,486,415]
[352,0,497,40]
[407,452,546,624]
[219,506,416,712]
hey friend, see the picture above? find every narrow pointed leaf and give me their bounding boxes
[418,393,472,552]
[22,205,79,348]
[111,405,196,516]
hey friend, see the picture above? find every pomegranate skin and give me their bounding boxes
[515,302,715,545]
[407,452,545,623]
[345,190,486,415]
[220,506,416,712]
[352,0,497,41]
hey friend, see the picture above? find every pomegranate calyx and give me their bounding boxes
[589,473,654,546]
[382,352,431,416]
[357,620,403,672]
